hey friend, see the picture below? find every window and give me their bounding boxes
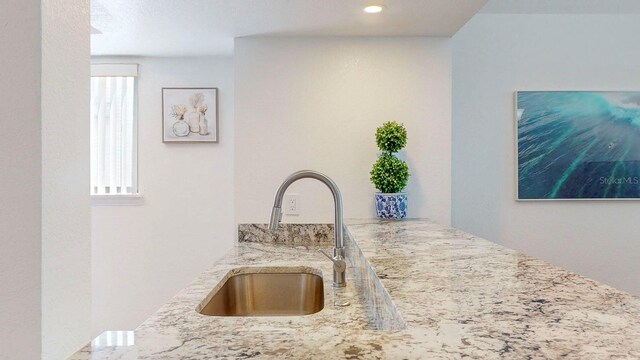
[90,64,138,198]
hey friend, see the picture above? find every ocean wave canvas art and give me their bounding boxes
[517,91,640,200]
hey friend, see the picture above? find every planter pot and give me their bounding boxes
[375,193,407,219]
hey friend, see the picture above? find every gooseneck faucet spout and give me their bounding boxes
[268,170,346,287]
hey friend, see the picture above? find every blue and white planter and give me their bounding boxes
[375,193,407,219]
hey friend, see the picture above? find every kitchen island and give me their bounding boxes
[71,219,640,359]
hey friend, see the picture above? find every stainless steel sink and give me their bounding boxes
[197,269,324,316]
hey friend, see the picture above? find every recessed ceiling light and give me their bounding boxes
[364,5,384,14]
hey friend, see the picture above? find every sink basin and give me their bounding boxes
[197,269,324,316]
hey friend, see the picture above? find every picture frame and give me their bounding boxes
[515,91,640,200]
[162,87,218,143]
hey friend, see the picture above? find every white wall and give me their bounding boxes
[41,0,92,358]
[235,37,452,225]
[0,0,42,358]
[452,14,640,295]
[91,56,235,334]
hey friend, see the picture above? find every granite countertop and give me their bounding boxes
[71,219,640,359]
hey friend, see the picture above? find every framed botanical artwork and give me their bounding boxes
[162,87,218,143]
[516,91,640,200]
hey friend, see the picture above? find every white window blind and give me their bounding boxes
[90,64,138,196]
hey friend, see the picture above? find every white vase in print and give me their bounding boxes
[170,105,189,137]
[188,111,200,133]
[198,104,209,135]
[188,93,205,133]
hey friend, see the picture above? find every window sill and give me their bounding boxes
[91,194,144,206]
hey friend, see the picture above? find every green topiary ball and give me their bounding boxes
[375,121,407,153]
[370,153,410,193]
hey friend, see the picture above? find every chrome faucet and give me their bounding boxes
[268,170,347,287]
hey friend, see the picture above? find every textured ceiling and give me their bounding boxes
[481,0,640,14]
[91,0,487,56]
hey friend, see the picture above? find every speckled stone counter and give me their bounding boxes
[71,219,640,359]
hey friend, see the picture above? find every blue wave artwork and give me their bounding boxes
[517,91,640,199]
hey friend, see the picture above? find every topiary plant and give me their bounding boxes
[370,153,409,193]
[375,121,407,153]
[370,121,410,193]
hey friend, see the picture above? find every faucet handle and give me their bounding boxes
[318,249,346,273]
